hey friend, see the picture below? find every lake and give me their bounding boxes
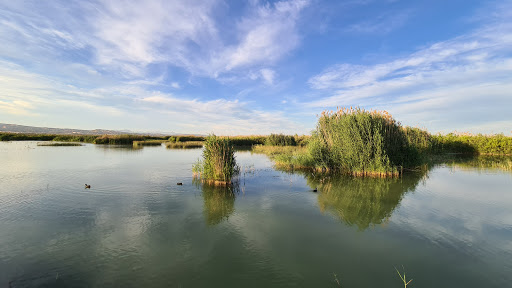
[0,142,511,287]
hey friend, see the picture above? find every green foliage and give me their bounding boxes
[253,145,314,169]
[431,133,511,155]
[294,134,311,147]
[265,133,297,146]
[175,135,205,142]
[168,136,177,142]
[132,140,166,147]
[93,134,146,144]
[222,135,267,146]
[1,133,57,141]
[192,135,239,183]
[309,107,419,176]
[166,141,204,149]
[37,142,83,146]
[403,127,432,154]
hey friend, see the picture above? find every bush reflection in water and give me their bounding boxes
[305,171,428,230]
[194,179,239,226]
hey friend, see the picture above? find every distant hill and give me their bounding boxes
[0,123,174,136]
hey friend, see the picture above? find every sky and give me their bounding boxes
[0,0,511,135]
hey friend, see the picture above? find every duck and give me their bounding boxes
[177,182,183,186]
[85,184,91,189]
[312,187,318,192]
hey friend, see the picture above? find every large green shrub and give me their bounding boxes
[309,107,419,175]
[193,135,239,183]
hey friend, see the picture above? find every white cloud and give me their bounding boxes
[345,9,411,34]
[305,15,512,134]
[221,0,309,71]
[0,0,308,84]
[260,69,276,85]
[0,60,303,134]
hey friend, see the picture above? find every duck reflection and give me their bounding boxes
[306,171,428,230]
[194,179,239,226]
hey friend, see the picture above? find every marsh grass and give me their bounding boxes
[37,142,83,146]
[220,135,267,146]
[308,107,421,177]
[93,134,147,145]
[1,133,67,141]
[252,145,314,169]
[265,133,297,146]
[133,140,166,147]
[166,141,204,149]
[168,135,205,142]
[192,135,239,184]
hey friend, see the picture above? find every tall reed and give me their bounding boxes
[192,135,239,184]
[309,107,419,176]
[265,133,297,146]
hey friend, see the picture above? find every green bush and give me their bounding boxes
[176,135,205,142]
[192,135,239,183]
[308,107,420,176]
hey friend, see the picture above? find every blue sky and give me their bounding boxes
[1,0,511,135]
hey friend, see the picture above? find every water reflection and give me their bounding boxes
[194,179,239,226]
[306,172,428,230]
[94,144,143,152]
[444,155,512,172]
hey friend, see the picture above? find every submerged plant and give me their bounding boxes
[192,135,239,184]
[395,266,413,288]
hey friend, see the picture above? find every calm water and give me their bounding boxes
[0,142,511,287]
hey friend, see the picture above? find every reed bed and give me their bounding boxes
[252,145,313,169]
[192,135,239,185]
[132,140,166,147]
[265,133,297,146]
[219,135,267,146]
[168,135,205,142]
[93,134,147,145]
[1,132,66,141]
[308,107,419,176]
[166,141,204,149]
[37,142,83,146]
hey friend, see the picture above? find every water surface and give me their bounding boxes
[0,142,511,287]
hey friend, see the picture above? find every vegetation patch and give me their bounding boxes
[166,141,204,149]
[307,107,420,176]
[168,135,206,142]
[37,142,83,146]
[192,135,239,185]
[265,133,297,146]
[133,140,166,147]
